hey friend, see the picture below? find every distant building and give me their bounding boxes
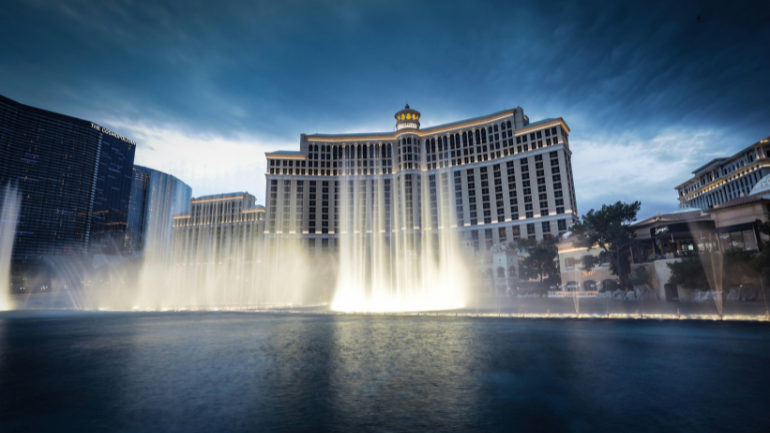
[264,105,579,255]
[555,236,614,294]
[127,165,192,255]
[675,136,770,210]
[477,243,520,296]
[0,93,137,261]
[172,192,265,265]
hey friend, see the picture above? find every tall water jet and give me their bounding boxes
[332,159,469,312]
[0,184,20,311]
[119,192,311,310]
[704,251,724,316]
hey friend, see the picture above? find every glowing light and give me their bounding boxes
[331,169,470,313]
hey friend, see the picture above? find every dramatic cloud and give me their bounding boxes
[1,0,768,216]
[103,118,291,202]
[571,129,729,217]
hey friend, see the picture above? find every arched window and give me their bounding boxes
[456,133,461,146]
[497,267,505,278]
[507,120,511,129]
[481,129,487,143]
[431,138,436,152]
[475,130,480,144]
[425,141,430,153]
[463,132,468,145]
[488,126,493,134]
[363,145,368,159]
[494,124,499,132]
[387,144,392,158]
[450,134,455,148]
[500,123,505,130]
[407,137,412,144]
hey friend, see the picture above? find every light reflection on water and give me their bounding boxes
[0,312,769,432]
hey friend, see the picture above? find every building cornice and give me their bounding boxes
[294,112,569,145]
[675,136,770,190]
[677,160,770,202]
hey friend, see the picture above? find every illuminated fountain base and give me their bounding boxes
[331,290,464,313]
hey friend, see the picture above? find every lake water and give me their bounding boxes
[1,312,768,432]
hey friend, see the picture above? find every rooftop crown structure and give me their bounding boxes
[395,104,421,131]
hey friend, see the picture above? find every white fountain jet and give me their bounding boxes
[332,121,470,313]
[0,184,20,311]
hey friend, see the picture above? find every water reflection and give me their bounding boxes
[1,312,769,432]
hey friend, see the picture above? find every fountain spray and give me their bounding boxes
[0,184,20,311]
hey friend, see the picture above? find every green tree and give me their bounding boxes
[667,255,708,289]
[751,219,770,284]
[519,237,559,284]
[626,266,652,288]
[723,249,758,287]
[515,237,538,253]
[570,201,642,289]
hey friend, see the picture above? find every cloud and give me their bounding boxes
[571,129,727,219]
[2,0,769,218]
[103,118,293,203]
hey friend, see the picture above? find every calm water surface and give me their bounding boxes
[0,312,768,432]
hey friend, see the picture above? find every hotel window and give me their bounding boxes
[557,219,567,231]
[527,223,535,235]
[542,221,551,234]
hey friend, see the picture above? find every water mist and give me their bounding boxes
[0,184,20,311]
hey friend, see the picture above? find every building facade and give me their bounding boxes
[127,165,192,255]
[172,192,266,265]
[675,136,770,210]
[264,105,579,255]
[0,93,137,261]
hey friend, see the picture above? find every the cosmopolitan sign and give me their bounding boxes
[91,123,136,146]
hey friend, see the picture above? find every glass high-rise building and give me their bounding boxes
[0,93,137,261]
[127,165,192,256]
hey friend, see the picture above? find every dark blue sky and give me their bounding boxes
[1,0,768,219]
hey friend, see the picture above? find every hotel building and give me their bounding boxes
[264,105,579,254]
[172,192,266,264]
[0,93,137,260]
[127,165,192,255]
[675,136,770,209]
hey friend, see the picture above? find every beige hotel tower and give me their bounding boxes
[264,105,579,255]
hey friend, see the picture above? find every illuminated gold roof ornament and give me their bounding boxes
[395,104,421,131]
